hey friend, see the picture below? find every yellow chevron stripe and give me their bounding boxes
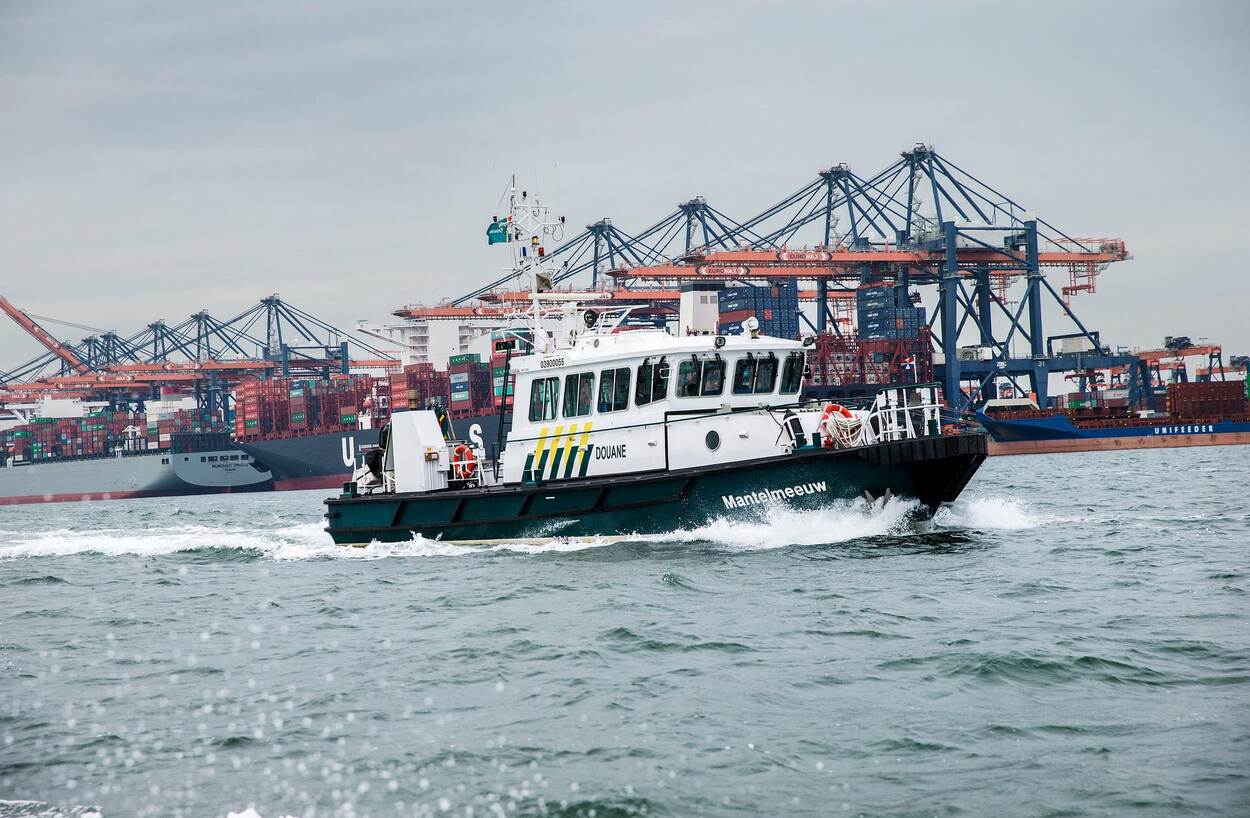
[534,426,550,461]
[576,423,593,471]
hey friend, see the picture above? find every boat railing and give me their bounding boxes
[863,383,943,444]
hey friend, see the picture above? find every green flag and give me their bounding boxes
[486,220,508,245]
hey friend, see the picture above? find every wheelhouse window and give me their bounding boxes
[676,355,726,398]
[754,353,778,394]
[563,372,595,418]
[780,351,804,394]
[598,367,631,413]
[732,353,780,395]
[677,359,700,397]
[528,377,560,422]
[635,357,669,406]
[701,357,726,396]
[732,357,755,395]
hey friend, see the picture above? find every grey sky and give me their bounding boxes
[2,0,1248,372]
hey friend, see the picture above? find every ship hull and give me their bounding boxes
[324,434,987,545]
[238,414,506,491]
[987,431,1250,456]
[0,450,274,506]
[978,412,1250,457]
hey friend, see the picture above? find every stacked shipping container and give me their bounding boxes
[388,364,451,415]
[856,284,926,340]
[234,375,376,442]
[717,280,800,338]
[1166,381,1249,419]
[1056,390,1131,411]
[448,354,494,419]
[489,332,524,410]
[1,408,222,464]
[806,329,935,388]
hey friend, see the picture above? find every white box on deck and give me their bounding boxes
[387,411,449,494]
[679,288,720,336]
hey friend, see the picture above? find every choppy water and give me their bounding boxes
[2,446,1248,817]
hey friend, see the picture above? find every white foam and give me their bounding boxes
[360,534,620,557]
[933,495,1042,530]
[224,809,301,818]
[485,535,621,554]
[0,495,1044,561]
[0,521,620,561]
[0,522,339,561]
[631,496,923,550]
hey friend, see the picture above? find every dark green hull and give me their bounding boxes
[324,434,987,544]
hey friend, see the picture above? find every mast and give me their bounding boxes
[494,175,565,354]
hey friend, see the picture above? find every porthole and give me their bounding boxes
[705,430,721,451]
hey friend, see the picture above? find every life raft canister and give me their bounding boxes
[452,443,477,480]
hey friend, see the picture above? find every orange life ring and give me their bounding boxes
[820,402,854,424]
[818,403,855,448]
[452,443,477,479]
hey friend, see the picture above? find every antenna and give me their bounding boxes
[491,175,569,354]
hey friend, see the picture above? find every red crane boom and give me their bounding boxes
[0,295,91,375]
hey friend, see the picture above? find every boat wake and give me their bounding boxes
[0,521,621,561]
[0,522,341,561]
[628,493,1042,551]
[934,494,1045,530]
[0,800,101,818]
[633,495,925,550]
[0,496,1042,561]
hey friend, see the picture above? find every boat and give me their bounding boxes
[978,379,1250,455]
[324,181,985,545]
[324,307,985,544]
[978,410,1250,455]
[0,433,273,505]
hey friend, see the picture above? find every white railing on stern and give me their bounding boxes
[864,385,943,444]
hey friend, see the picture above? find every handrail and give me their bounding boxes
[862,384,943,444]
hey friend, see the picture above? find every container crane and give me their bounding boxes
[452,146,1136,410]
[1135,342,1224,387]
[1,295,399,411]
[0,295,93,375]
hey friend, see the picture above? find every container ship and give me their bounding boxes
[978,380,1250,455]
[0,404,272,505]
